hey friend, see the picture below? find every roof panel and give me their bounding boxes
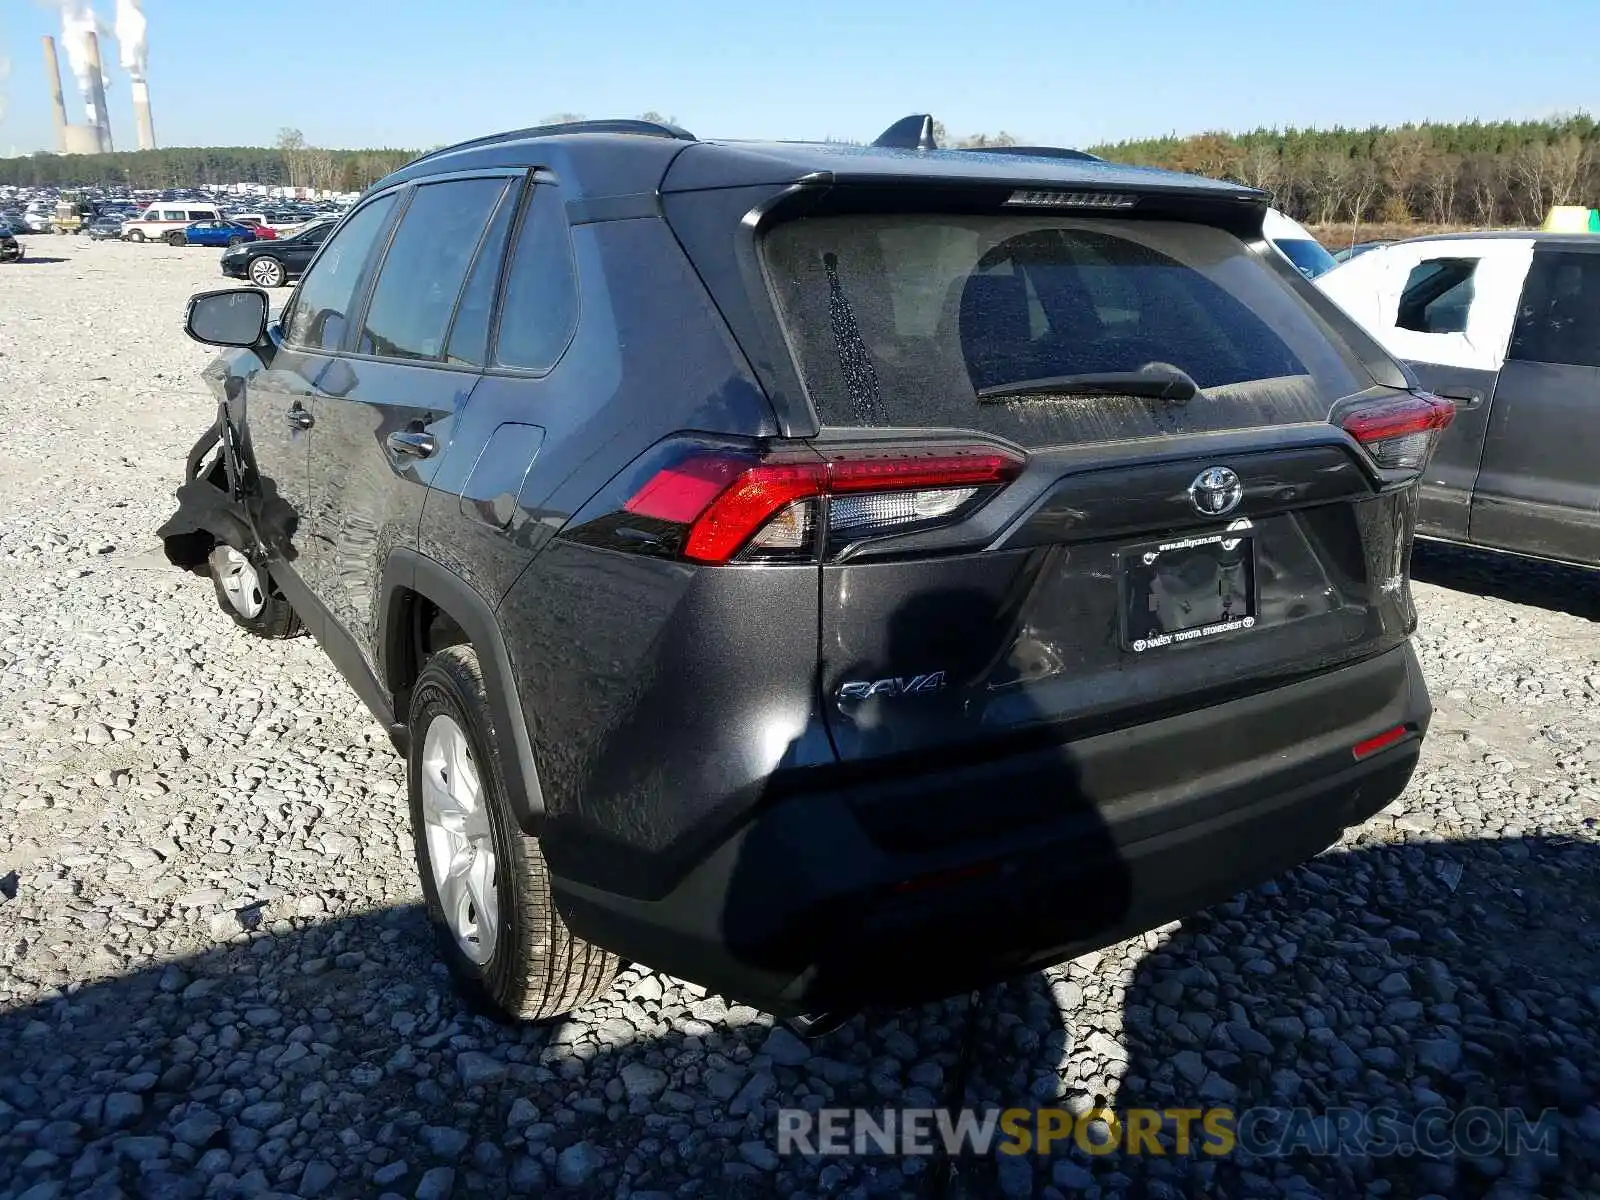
[662,139,1260,196]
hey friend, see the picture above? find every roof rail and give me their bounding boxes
[872,114,939,151]
[954,145,1103,162]
[406,118,697,168]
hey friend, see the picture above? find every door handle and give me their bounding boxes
[284,406,314,430]
[386,429,436,459]
[1436,387,1483,409]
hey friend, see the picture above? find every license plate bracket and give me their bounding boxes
[1120,530,1258,653]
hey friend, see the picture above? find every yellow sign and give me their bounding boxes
[1542,205,1600,233]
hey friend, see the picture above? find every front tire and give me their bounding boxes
[408,645,619,1022]
[207,545,303,638]
[128,229,145,242]
[166,231,187,247]
[248,256,287,287]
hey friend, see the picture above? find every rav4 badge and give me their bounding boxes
[837,672,948,702]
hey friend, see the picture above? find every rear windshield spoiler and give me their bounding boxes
[741,179,1271,241]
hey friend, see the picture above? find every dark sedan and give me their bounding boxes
[87,217,126,240]
[218,218,334,287]
[1,231,21,262]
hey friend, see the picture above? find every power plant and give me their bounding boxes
[82,32,114,153]
[41,37,72,154]
[42,1,157,155]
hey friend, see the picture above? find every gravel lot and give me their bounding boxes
[2,237,1599,1200]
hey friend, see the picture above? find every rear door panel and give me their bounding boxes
[1403,360,1498,538]
[305,360,479,663]
[1470,359,1600,564]
[1469,246,1600,567]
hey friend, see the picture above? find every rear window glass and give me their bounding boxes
[762,215,1368,445]
[1274,237,1339,279]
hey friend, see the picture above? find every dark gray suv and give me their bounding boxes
[161,116,1445,1025]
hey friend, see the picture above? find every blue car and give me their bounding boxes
[173,219,257,248]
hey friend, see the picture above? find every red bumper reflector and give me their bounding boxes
[892,861,1000,894]
[1352,724,1410,760]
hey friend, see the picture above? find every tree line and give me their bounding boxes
[0,133,415,193]
[4,113,1594,227]
[1088,115,1598,227]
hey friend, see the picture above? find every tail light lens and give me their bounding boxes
[616,441,1024,564]
[1339,392,1456,472]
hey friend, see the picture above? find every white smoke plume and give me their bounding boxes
[114,0,148,83]
[59,1,111,122]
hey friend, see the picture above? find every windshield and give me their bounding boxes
[1274,237,1339,279]
[762,213,1368,445]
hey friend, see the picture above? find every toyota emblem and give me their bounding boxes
[1189,467,1243,517]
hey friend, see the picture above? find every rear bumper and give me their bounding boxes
[553,643,1432,1015]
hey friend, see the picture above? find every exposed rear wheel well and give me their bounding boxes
[389,588,471,722]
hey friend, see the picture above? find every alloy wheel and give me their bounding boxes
[420,715,499,965]
[210,545,264,618]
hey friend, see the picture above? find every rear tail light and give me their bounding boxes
[1339,392,1455,472]
[615,441,1024,564]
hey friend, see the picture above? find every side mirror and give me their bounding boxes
[185,288,268,347]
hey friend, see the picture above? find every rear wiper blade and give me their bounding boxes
[977,368,1199,403]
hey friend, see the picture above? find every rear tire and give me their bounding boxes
[408,645,619,1022]
[207,545,303,638]
[248,256,287,287]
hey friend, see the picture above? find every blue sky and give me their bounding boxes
[3,0,1597,155]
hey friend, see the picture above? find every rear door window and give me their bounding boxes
[1508,251,1600,368]
[762,214,1368,445]
[357,177,511,362]
[1397,258,1477,334]
[445,183,521,367]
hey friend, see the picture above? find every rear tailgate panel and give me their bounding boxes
[821,471,1417,765]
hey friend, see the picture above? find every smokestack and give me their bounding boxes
[83,32,113,153]
[115,0,154,149]
[42,37,70,154]
[132,81,155,151]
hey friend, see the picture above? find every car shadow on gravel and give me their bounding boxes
[6,257,71,265]
[1079,833,1600,1200]
[5,838,1598,1199]
[1411,540,1599,622]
